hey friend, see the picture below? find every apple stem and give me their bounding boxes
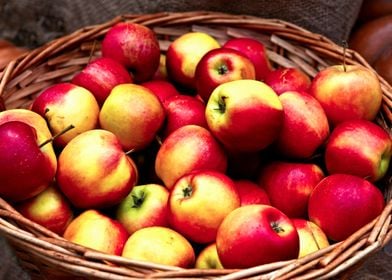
[218,64,229,75]
[342,40,348,72]
[39,124,75,148]
[182,185,193,198]
[131,192,145,208]
[125,148,135,156]
[215,95,227,114]
[271,221,285,234]
[155,135,163,146]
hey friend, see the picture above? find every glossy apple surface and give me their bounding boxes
[265,67,311,95]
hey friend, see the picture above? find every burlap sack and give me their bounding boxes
[0,0,363,48]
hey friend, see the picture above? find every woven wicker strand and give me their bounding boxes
[0,11,391,280]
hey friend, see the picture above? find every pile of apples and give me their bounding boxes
[0,21,390,270]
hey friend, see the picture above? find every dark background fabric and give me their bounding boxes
[0,0,363,48]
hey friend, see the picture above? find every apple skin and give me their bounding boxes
[195,243,223,269]
[116,183,169,235]
[31,82,100,147]
[152,54,168,80]
[275,91,330,159]
[216,204,300,268]
[99,83,165,151]
[292,218,330,258]
[223,37,272,81]
[234,179,270,206]
[265,67,311,95]
[140,79,180,104]
[308,174,385,242]
[258,161,325,218]
[168,170,240,244]
[15,184,73,235]
[63,209,128,255]
[121,226,195,268]
[166,32,220,90]
[205,79,283,152]
[101,22,160,82]
[0,121,57,202]
[71,57,133,105]
[325,119,392,182]
[155,124,228,188]
[309,64,382,125]
[195,47,256,102]
[161,94,208,139]
[56,129,138,209]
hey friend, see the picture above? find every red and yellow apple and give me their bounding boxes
[168,170,240,244]
[234,179,270,206]
[195,243,223,269]
[121,226,195,268]
[308,174,385,242]
[325,119,392,182]
[265,67,311,95]
[194,47,256,102]
[216,204,299,268]
[205,79,283,152]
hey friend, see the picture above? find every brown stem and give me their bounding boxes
[39,124,74,148]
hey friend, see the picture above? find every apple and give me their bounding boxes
[63,209,128,255]
[234,179,270,206]
[205,79,283,152]
[161,94,208,139]
[223,37,272,81]
[309,64,382,125]
[121,226,195,268]
[216,204,300,268]
[71,57,133,105]
[56,129,138,209]
[99,83,165,151]
[31,82,100,147]
[0,121,57,201]
[258,161,325,218]
[15,184,73,235]
[325,119,392,182]
[195,243,223,269]
[140,79,180,104]
[101,22,160,82]
[116,183,169,235]
[168,170,240,244]
[155,124,227,188]
[152,54,168,80]
[292,218,330,258]
[166,31,220,90]
[275,91,330,158]
[195,47,256,102]
[265,67,311,95]
[308,174,385,242]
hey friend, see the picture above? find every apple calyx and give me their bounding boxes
[131,191,145,208]
[39,124,75,148]
[215,95,227,114]
[217,63,229,75]
[271,221,285,234]
[182,185,193,198]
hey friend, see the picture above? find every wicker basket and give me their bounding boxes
[0,11,391,280]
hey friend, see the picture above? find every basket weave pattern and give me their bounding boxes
[0,11,391,280]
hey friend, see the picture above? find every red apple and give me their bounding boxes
[195,47,256,102]
[166,32,220,90]
[308,174,385,241]
[121,226,195,268]
[258,161,325,218]
[234,179,270,206]
[71,57,133,105]
[15,184,73,235]
[216,204,300,268]
[265,67,311,95]
[309,64,382,125]
[155,125,227,188]
[161,94,208,139]
[0,120,57,202]
[99,83,165,151]
[63,209,128,255]
[205,79,283,152]
[223,37,272,81]
[325,119,392,182]
[275,91,330,158]
[195,243,223,269]
[140,79,180,104]
[292,218,330,258]
[56,129,138,209]
[168,170,240,244]
[101,22,160,82]
[31,82,100,147]
[116,183,169,235]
